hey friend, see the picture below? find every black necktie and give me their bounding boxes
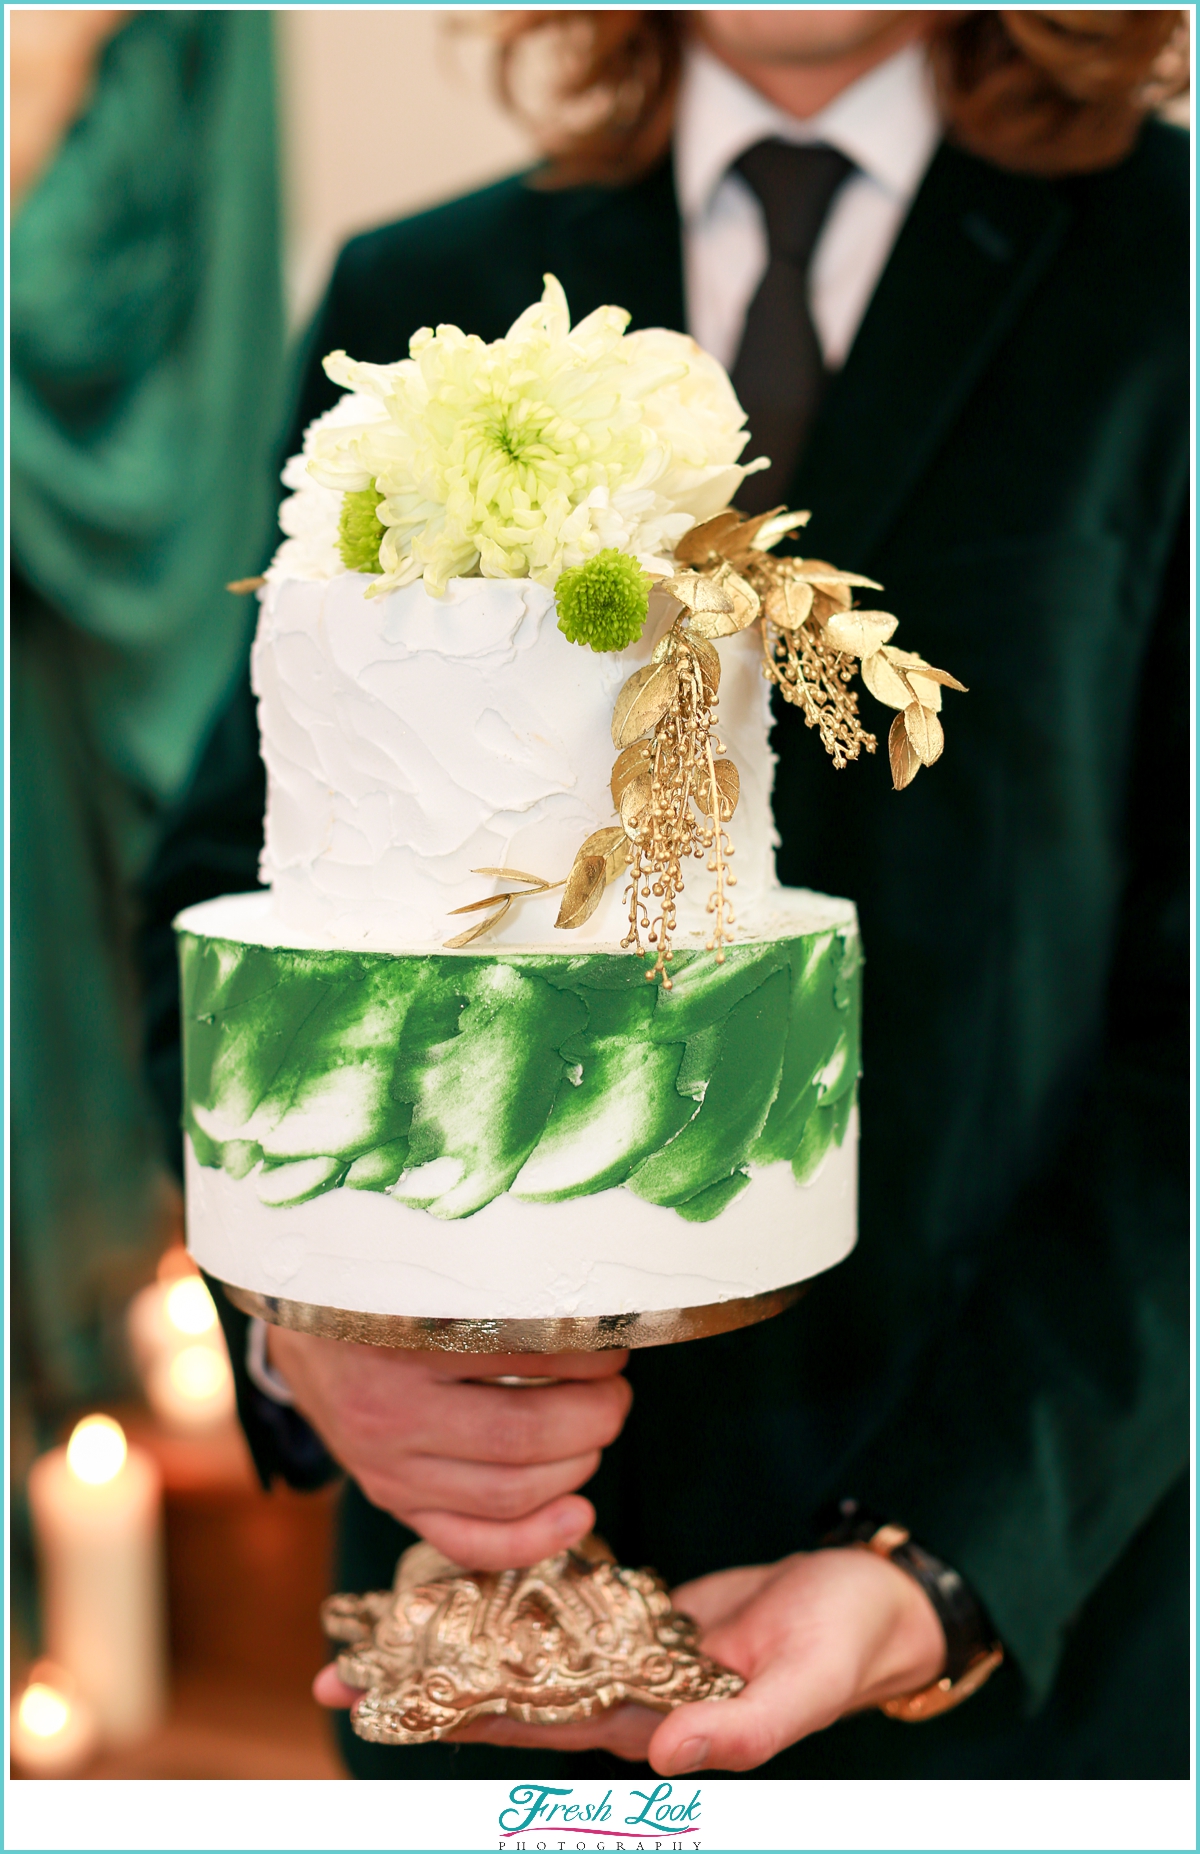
[730,141,854,513]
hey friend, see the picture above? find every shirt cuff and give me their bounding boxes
[246,1317,296,1406]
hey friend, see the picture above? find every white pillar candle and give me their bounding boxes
[9,1666,99,1776]
[27,1416,167,1744]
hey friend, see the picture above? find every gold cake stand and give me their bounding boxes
[228,1280,806,1745]
[225,1279,803,1353]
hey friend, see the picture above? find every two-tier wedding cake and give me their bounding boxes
[177,278,960,1345]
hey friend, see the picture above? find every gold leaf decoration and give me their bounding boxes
[445,893,519,916]
[443,901,515,956]
[579,825,631,881]
[562,613,744,982]
[823,610,899,657]
[861,647,919,711]
[861,645,967,725]
[747,509,811,554]
[903,701,944,766]
[618,770,653,834]
[444,907,513,950]
[907,673,943,713]
[610,663,657,747]
[657,571,734,616]
[469,866,551,886]
[614,659,680,748]
[803,569,883,592]
[686,565,761,639]
[691,637,721,702]
[610,740,652,809]
[696,758,739,821]
[554,828,630,930]
[673,511,751,567]
[894,652,968,716]
[903,664,968,693]
[888,712,920,791]
[780,579,815,628]
[554,854,609,930]
[445,869,559,948]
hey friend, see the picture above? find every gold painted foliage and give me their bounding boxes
[444,869,562,948]
[555,828,629,931]
[445,508,964,967]
[678,505,965,790]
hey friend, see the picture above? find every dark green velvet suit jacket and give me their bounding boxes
[142,125,1189,1780]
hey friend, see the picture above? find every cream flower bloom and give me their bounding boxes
[266,392,390,584]
[302,276,765,597]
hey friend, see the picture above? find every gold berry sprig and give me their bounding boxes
[599,589,741,984]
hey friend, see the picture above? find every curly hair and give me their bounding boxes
[494,9,1188,185]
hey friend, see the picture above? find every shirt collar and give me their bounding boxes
[675,37,942,225]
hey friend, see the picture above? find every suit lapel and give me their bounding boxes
[794,142,1073,564]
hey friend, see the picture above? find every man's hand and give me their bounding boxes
[266,1326,631,1569]
[314,1545,946,1772]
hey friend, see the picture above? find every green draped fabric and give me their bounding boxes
[11,10,284,1412]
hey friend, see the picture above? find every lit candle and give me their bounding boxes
[145,1339,236,1430]
[127,1267,234,1431]
[27,1416,167,1744]
[9,1664,99,1776]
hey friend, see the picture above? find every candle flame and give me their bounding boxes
[164,1275,218,1337]
[169,1344,230,1402]
[66,1414,127,1485]
[18,1683,71,1739]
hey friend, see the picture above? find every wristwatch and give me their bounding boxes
[819,1498,1004,1722]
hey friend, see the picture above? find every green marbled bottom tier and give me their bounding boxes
[176,892,860,1323]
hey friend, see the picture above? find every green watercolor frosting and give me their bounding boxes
[178,928,861,1221]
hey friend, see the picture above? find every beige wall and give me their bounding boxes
[279,9,537,326]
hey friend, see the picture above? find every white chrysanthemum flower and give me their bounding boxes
[632,330,763,522]
[266,392,390,584]
[300,275,765,597]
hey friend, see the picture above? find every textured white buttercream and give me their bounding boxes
[253,572,783,950]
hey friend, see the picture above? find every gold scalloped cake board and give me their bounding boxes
[224,1279,804,1354]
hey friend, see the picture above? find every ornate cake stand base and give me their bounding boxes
[322,1535,744,1747]
[221,1281,788,1745]
[223,1279,804,1353]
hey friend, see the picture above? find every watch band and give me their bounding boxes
[819,1498,1004,1722]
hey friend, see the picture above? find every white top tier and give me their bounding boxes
[253,571,784,951]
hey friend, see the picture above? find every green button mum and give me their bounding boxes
[555,550,653,653]
[338,481,386,574]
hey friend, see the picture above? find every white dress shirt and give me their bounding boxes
[674,39,942,371]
